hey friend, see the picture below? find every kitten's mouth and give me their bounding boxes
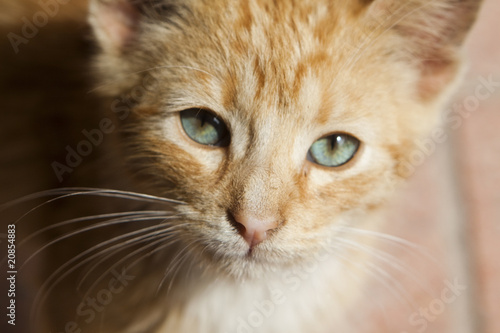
[203,238,272,266]
[245,246,256,258]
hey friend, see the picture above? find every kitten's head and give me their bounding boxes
[89,0,481,277]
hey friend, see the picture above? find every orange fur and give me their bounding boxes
[24,0,483,332]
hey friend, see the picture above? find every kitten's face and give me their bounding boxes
[90,0,480,276]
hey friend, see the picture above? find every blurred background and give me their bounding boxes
[355,0,500,332]
[0,0,498,332]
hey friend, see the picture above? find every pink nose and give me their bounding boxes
[230,211,278,248]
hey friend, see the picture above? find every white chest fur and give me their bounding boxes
[153,256,354,333]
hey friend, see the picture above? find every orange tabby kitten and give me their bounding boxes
[2,0,483,332]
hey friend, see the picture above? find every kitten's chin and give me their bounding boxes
[198,242,313,280]
[214,257,290,281]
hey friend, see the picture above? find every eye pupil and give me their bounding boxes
[331,137,337,149]
[180,109,230,147]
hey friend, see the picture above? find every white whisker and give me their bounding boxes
[335,240,418,310]
[335,237,435,297]
[157,238,199,295]
[80,234,184,303]
[76,216,187,290]
[1,187,185,225]
[31,222,183,323]
[335,226,438,264]
[334,248,409,307]
[21,215,176,268]
[20,211,171,247]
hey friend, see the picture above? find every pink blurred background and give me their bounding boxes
[360,1,500,332]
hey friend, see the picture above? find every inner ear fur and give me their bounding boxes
[89,0,142,54]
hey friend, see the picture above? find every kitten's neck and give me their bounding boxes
[141,253,358,333]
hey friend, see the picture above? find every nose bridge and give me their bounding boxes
[226,116,296,246]
[231,114,292,216]
[244,165,278,210]
[229,162,283,247]
[235,149,287,218]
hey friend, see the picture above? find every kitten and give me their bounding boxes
[2,0,483,332]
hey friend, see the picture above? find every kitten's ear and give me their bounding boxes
[89,0,142,54]
[366,0,483,99]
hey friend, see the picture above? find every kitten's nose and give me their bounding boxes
[229,211,278,248]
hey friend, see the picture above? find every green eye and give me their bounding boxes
[308,134,360,167]
[180,109,230,147]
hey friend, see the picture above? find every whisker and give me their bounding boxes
[2,187,185,208]
[29,217,178,291]
[21,214,176,269]
[335,226,438,264]
[125,238,182,275]
[78,237,192,310]
[76,216,186,290]
[79,232,184,302]
[19,211,171,247]
[333,248,410,307]
[99,238,188,300]
[31,222,182,322]
[1,187,185,225]
[335,237,435,298]
[156,243,190,295]
[165,240,200,296]
[335,240,418,310]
